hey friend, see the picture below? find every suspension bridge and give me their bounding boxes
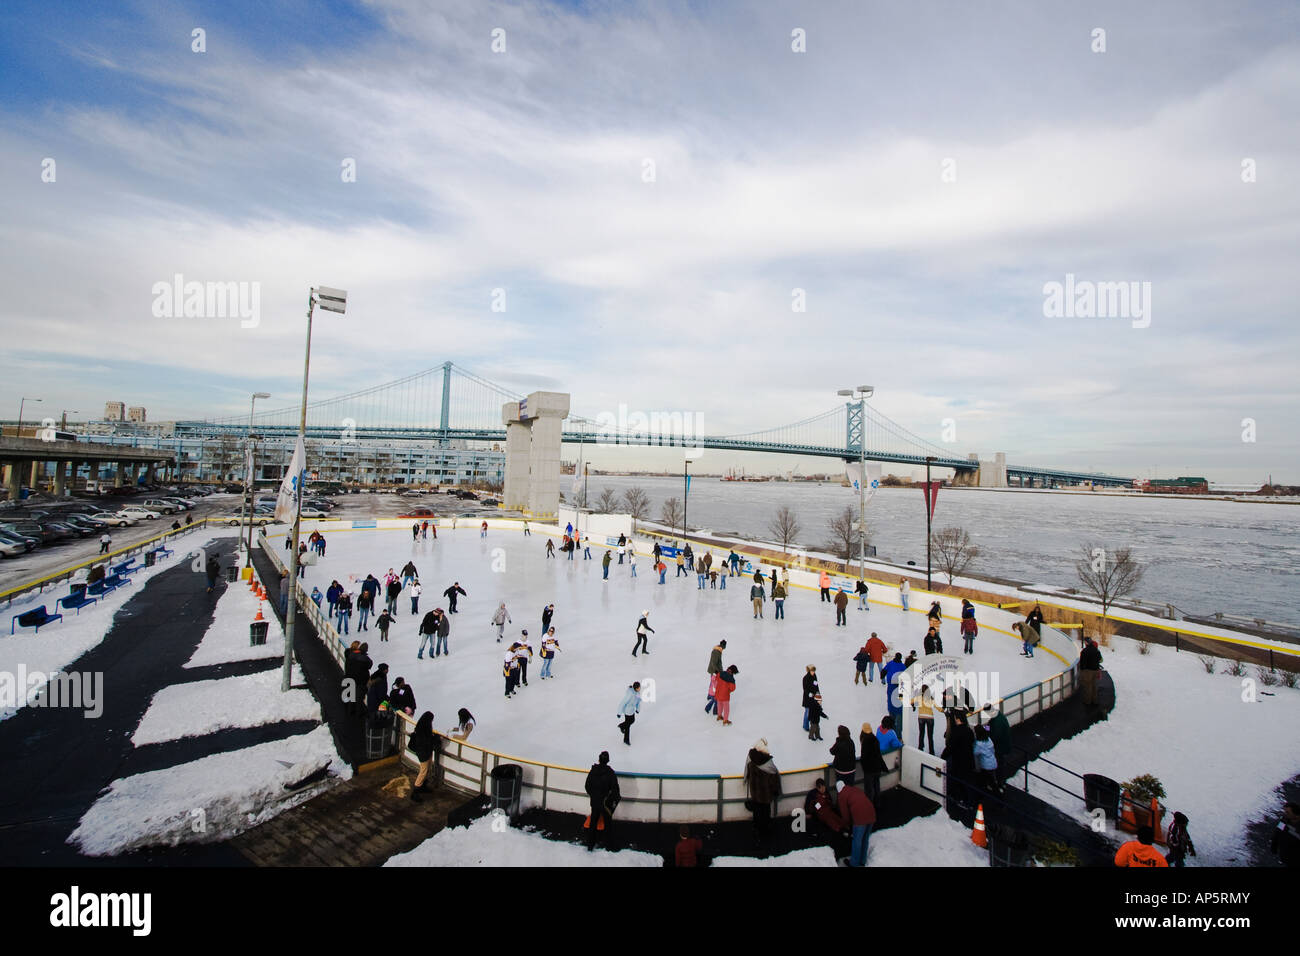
[175,362,1132,487]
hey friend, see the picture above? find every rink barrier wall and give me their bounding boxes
[0,518,215,607]
[260,537,348,670]
[391,709,905,824]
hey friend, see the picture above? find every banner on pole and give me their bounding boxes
[920,480,940,521]
[274,436,306,523]
[846,462,883,502]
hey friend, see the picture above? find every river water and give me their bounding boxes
[573,477,1300,627]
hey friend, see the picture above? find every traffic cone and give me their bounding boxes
[971,804,988,848]
[583,815,591,829]
[254,603,264,622]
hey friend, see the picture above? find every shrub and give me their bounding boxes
[1279,669,1299,689]
[1137,641,1151,655]
[1196,654,1216,674]
[1121,774,1166,803]
[1257,667,1279,687]
[1225,659,1247,677]
[1030,837,1080,867]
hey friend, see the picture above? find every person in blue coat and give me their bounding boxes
[881,652,908,725]
[617,682,642,745]
[876,715,902,754]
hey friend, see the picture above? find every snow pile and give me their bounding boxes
[1026,635,1300,865]
[384,815,663,867]
[864,807,990,866]
[132,666,318,746]
[184,574,284,668]
[70,725,349,856]
[712,847,837,866]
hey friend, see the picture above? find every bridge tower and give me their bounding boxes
[501,391,571,517]
[844,401,863,459]
[439,361,453,447]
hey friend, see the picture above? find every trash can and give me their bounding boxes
[365,714,393,760]
[225,564,239,582]
[69,581,88,598]
[1083,773,1121,820]
[249,620,270,646]
[490,764,524,820]
[144,550,157,568]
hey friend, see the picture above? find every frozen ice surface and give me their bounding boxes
[299,527,1062,773]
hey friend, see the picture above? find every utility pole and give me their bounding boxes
[925,455,935,590]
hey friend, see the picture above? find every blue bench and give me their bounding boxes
[151,546,174,559]
[87,578,120,597]
[11,606,64,634]
[111,560,139,577]
[58,592,98,615]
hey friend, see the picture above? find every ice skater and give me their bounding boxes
[632,610,654,657]
[503,645,521,698]
[960,599,978,654]
[713,665,738,725]
[855,579,869,610]
[750,580,765,619]
[539,628,560,678]
[542,603,555,634]
[514,631,533,686]
[616,682,642,744]
[443,581,466,613]
[417,609,439,659]
[491,602,512,642]
[409,578,422,615]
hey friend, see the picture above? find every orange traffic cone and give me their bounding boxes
[971,804,988,848]
[583,815,591,829]
[597,817,606,831]
[254,603,264,622]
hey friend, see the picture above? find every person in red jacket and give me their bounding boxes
[804,778,848,854]
[713,665,739,725]
[1114,826,1169,867]
[864,632,888,684]
[835,781,877,867]
[675,825,704,867]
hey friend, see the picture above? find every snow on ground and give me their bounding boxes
[0,545,206,721]
[1024,634,1300,865]
[132,665,318,746]
[293,527,1062,774]
[864,806,990,866]
[385,814,663,867]
[184,571,284,668]
[712,847,837,866]
[70,724,349,856]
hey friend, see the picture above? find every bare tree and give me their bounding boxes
[1076,543,1145,638]
[595,486,620,513]
[660,496,683,530]
[767,504,801,552]
[621,486,651,520]
[931,526,980,584]
[825,505,857,562]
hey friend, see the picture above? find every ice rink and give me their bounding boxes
[296,526,1067,774]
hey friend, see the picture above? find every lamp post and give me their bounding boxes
[61,410,78,430]
[925,455,936,589]
[16,397,42,438]
[683,456,694,542]
[837,385,874,580]
[241,392,271,568]
[283,287,346,693]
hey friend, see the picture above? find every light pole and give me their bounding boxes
[683,456,694,542]
[61,410,78,430]
[837,385,874,580]
[16,397,42,438]
[283,287,346,693]
[241,392,271,568]
[925,455,936,589]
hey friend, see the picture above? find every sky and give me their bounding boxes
[1,0,1297,482]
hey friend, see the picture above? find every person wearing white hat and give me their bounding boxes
[744,738,781,843]
[632,610,655,657]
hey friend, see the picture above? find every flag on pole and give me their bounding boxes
[245,445,255,490]
[846,462,883,501]
[864,463,881,502]
[920,480,940,521]
[274,436,306,523]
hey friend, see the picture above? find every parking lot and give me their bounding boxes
[0,486,508,594]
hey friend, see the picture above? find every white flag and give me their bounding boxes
[245,445,255,489]
[846,462,883,502]
[274,436,306,523]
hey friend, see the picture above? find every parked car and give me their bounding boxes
[140,499,179,514]
[160,498,194,511]
[225,515,274,527]
[401,507,436,518]
[41,521,83,540]
[0,521,46,543]
[299,506,330,518]
[87,512,137,527]
[0,529,37,552]
[0,538,25,558]
[120,506,163,520]
[63,516,108,533]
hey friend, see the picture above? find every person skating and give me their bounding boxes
[1114,825,1169,867]
[584,751,620,848]
[801,665,820,732]
[772,581,786,619]
[1013,620,1039,657]
[539,630,560,678]
[707,639,726,676]
[819,570,831,602]
[882,652,907,726]
[714,665,738,725]
[356,587,374,631]
[923,626,942,656]
[326,580,343,618]
[960,599,978,654]
[491,602,512,642]
[705,672,720,717]
[376,608,395,642]
[750,580,765,619]
[833,587,848,626]
[545,538,555,558]
[676,551,686,577]
[360,573,380,611]
[408,579,422,615]
[911,683,936,755]
[743,739,781,844]
[1165,812,1196,867]
[864,632,888,683]
[618,542,626,565]
[401,561,418,587]
[480,520,488,538]
[503,645,522,698]
[523,520,530,537]
[852,642,872,685]
[652,541,661,563]
[859,723,888,803]
[616,682,642,744]
[628,547,637,577]
[899,578,910,612]
[514,630,533,686]
[728,550,739,576]
[683,543,693,571]
[407,711,436,803]
[310,585,323,608]
[806,693,827,741]
[656,558,667,584]
[335,591,353,634]
[855,578,869,610]
[1079,637,1103,705]
[829,725,857,789]
[542,603,555,634]
[434,607,451,657]
[443,581,466,613]
[421,520,429,540]
[417,609,438,659]
[835,780,876,867]
[385,577,402,616]
[602,549,611,580]
[411,522,419,541]
[632,611,654,656]
[927,600,943,630]
[697,559,707,589]
[1026,604,1045,633]
[582,536,591,560]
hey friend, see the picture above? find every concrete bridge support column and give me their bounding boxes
[7,461,24,501]
[146,462,157,484]
[501,404,532,510]
[977,452,1008,488]
[29,460,42,487]
[525,393,570,518]
[54,460,67,497]
[113,464,124,488]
